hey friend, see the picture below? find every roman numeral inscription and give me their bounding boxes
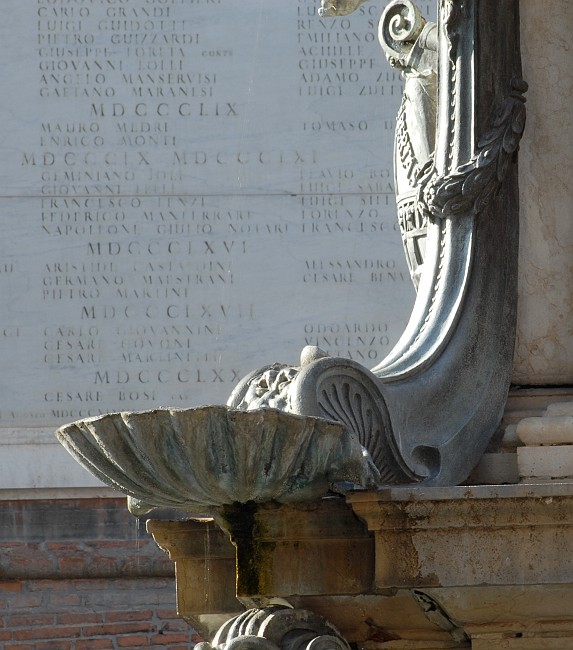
[0,1,420,426]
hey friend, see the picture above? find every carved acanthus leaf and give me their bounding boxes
[235,363,300,411]
[418,80,527,221]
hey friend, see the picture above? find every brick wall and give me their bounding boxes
[0,498,203,649]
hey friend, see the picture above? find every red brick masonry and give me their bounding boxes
[0,498,202,649]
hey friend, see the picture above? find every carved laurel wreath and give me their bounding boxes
[418,78,528,221]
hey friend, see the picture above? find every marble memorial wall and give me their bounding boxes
[0,0,431,471]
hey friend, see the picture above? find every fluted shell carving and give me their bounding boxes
[316,374,415,484]
[56,406,379,514]
[229,352,419,484]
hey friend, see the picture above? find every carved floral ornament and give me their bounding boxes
[58,0,526,514]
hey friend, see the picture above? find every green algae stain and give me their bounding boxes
[221,501,276,597]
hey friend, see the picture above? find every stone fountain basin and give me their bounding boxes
[56,405,378,514]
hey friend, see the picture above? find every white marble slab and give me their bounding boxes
[514,0,573,386]
[0,1,437,488]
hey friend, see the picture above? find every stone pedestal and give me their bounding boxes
[148,485,573,649]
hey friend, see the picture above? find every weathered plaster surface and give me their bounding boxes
[514,0,573,385]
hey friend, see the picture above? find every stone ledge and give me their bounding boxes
[349,481,573,502]
[502,388,573,427]
[348,484,573,589]
[517,416,573,445]
[517,446,573,478]
[0,487,120,501]
[146,487,573,646]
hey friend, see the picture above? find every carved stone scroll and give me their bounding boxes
[230,0,526,487]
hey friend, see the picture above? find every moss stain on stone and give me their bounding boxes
[220,501,276,597]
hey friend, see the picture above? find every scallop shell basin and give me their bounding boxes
[56,406,378,514]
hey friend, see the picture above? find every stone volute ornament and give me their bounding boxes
[228,0,527,488]
[57,0,526,506]
[194,607,351,650]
